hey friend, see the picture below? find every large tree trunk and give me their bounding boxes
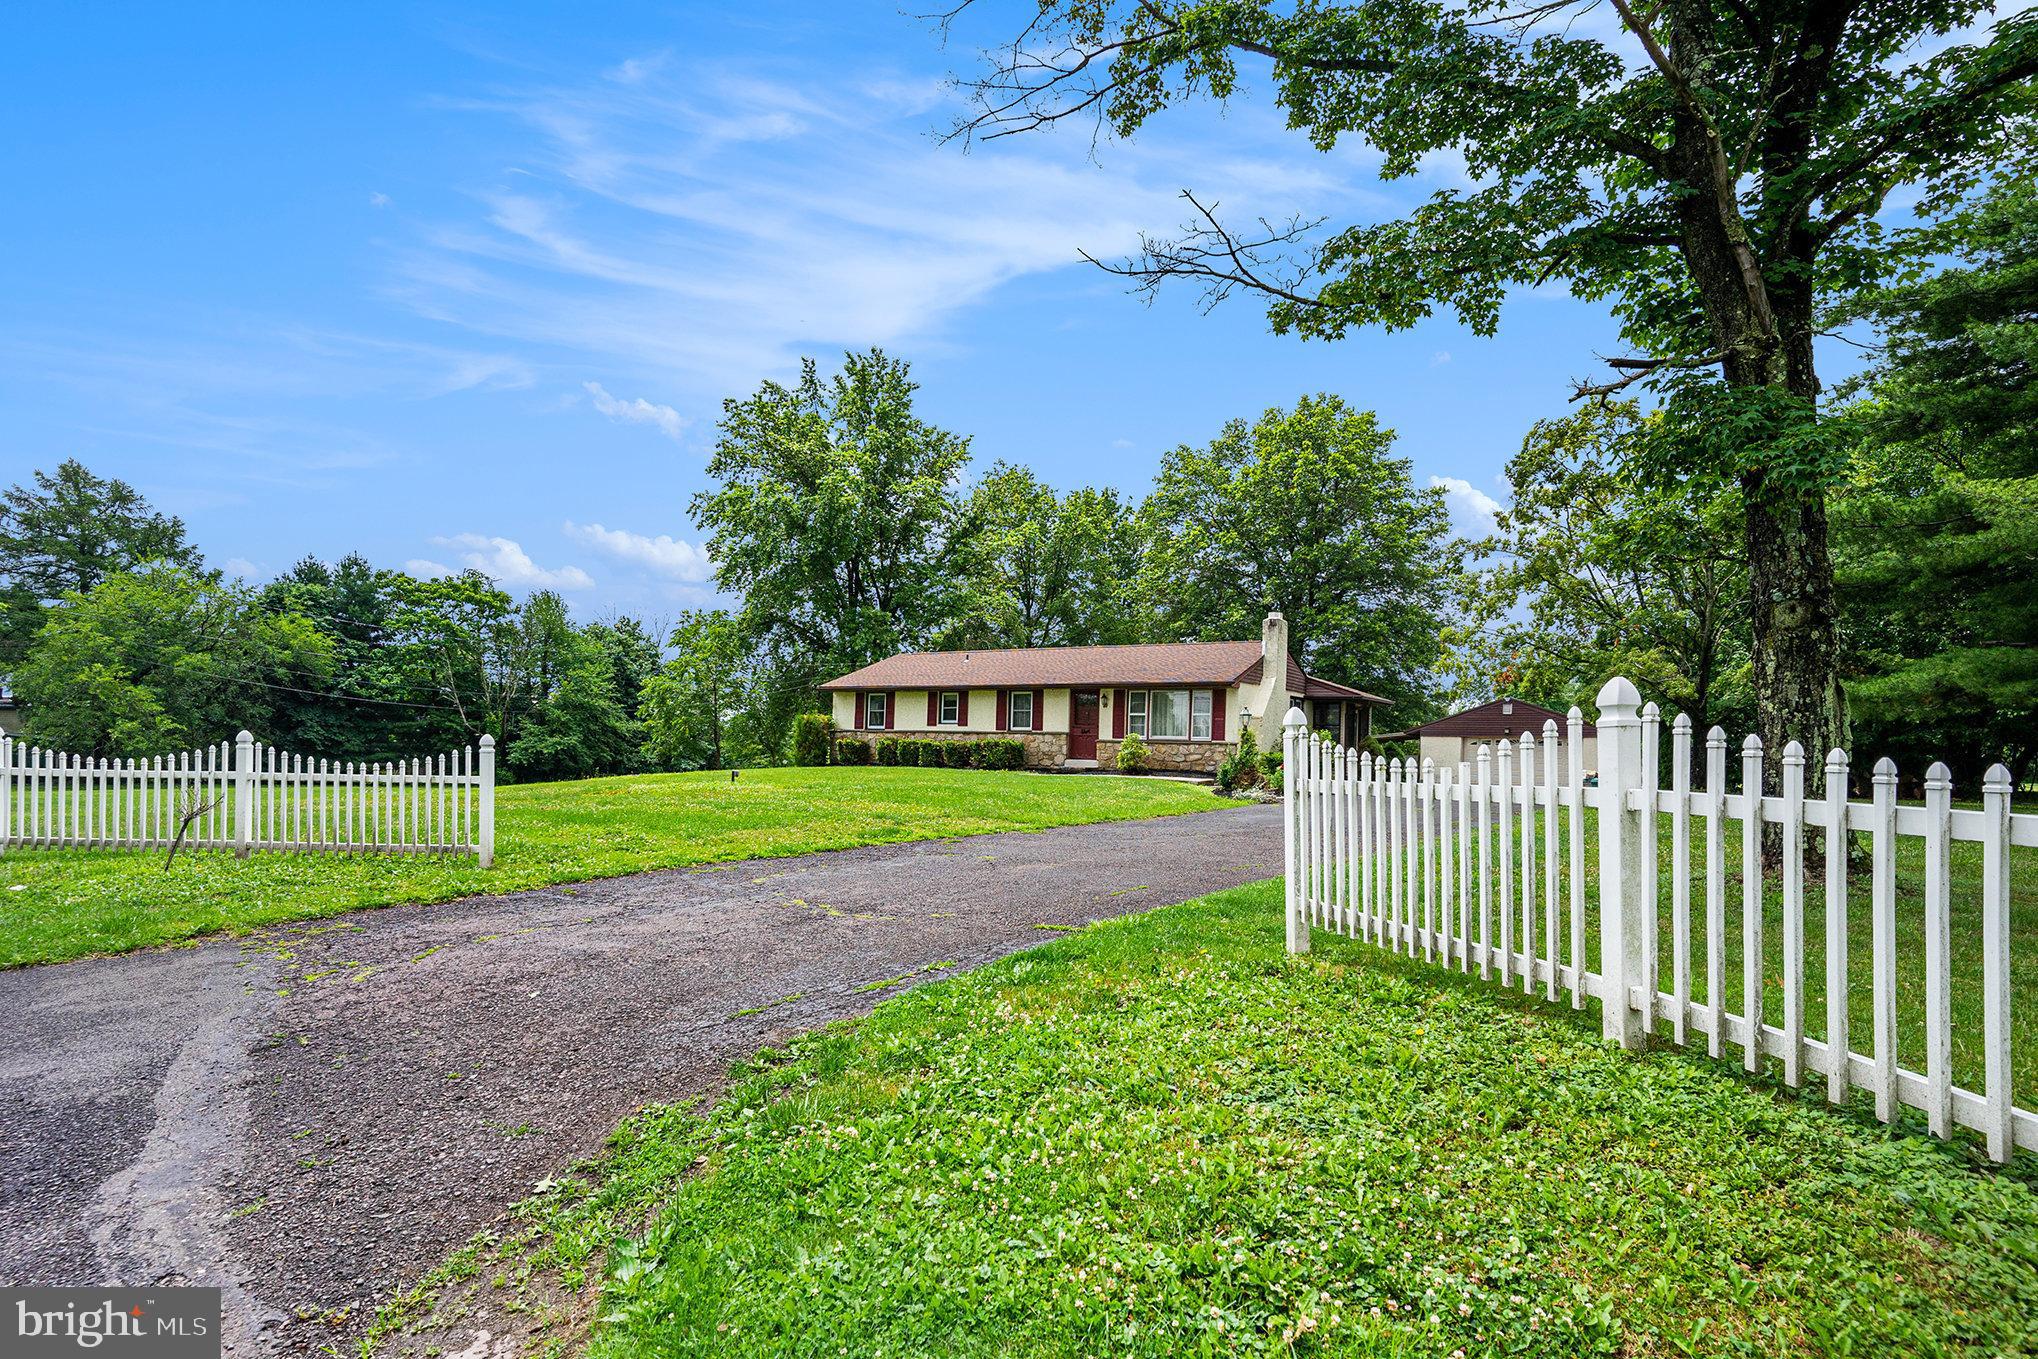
[1742,484,1847,761]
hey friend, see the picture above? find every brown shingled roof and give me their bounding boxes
[821,640,1266,690]
[823,639,1395,703]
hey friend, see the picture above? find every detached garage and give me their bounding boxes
[1381,698,1597,775]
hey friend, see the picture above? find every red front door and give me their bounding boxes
[1069,689,1099,760]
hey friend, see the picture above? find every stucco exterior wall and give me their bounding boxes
[831,691,858,729]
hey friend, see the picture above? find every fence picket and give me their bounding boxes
[1825,748,1851,1106]
[1705,727,1727,1059]
[1439,765,1457,967]
[1457,762,1472,974]
[1426,762,1442,961]
[1567,709,1586,1007]
[1518,733,1535,992]
[1982,764,2014,1162]
[1924,762,1954,1137]
[1741,735,1765,1076]
[1483,745,1499,977]
[1671,715,1692,1045]
[1542,719,1559,1002]
[1640,705,1661,1032]
[1497,739,1514,988]
[1781,742,1807,1088]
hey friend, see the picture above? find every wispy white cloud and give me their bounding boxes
[582,380,685,440]
[1430,350,1452,367]
[386,61,1422,403]
[563,520,712,581]
[1430,474,1504,531]
[369,191,391,208]
[222,556,266,580]
[418,533,595,590]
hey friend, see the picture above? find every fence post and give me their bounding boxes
[477,734,497,869]
[1283,707,1307,955]
[1595,677,1647,1051]
[233,729,255,859]
[0,733,11,856]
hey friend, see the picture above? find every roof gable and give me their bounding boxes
[1392,697,1596,739]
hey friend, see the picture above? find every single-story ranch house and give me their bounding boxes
[822,612,1388,773]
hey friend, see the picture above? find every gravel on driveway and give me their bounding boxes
[0,802,1280,1355]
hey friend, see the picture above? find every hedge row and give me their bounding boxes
[832,734,1028,771]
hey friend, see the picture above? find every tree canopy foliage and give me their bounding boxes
[943,0,2038,763]
[0,459,202,668]
[1138,394,1458,711]
[1465,402,1750,733]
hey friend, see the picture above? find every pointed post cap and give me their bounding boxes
[236,729,254,743]
[1282,707,1308,731]
[1594,676,1641,716]
[478,733,496,747]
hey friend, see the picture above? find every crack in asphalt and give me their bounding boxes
[0,803,1279,1355]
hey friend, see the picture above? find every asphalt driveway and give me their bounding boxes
[0,802,1280,1355]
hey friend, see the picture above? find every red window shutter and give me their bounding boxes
[1030,689,1041,731]
[927,691,938,726]
[995,690,1009,731]
[1211,689,1226,742]
[884,692,895,730]
[958,690,970,725]
[1112,689,1126,739]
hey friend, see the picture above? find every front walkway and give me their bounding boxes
[0,803,1280,1355]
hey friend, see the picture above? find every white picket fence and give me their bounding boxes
[0,730,495,865]
[1282,677,2035,1162]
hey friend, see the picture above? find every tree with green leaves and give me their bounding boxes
[950,462,1143,649]
[0,459,203,668]
[1138,393,1457,711]
[691,349,973,740]
[1830,177,2038,784]
[640,610,752,771]
[584,615,664,722]
[15,565,331,757]
[946,0,2038,761]
[1465,401,1750,732]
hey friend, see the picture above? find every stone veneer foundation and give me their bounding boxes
[1095,738,1230,775]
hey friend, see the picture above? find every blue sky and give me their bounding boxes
[2,2,1719,627]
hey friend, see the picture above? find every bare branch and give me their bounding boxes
[1570,350,1728,401]
[1085,189,1329,313]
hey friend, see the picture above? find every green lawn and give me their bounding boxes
[0,767,1219,968]
[1341,802,2038,1107]
[378,880,2038,1359]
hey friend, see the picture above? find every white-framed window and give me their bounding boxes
[1126,689,1148,737]
[1150,689,1189,740]
[864,692,887,729]
[940,691,960,725]
[1009,689,1034,731]
[1191,689,1213,741]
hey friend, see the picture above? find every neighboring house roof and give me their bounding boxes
[1380,697,1596,742]
[821,639,1391,704]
